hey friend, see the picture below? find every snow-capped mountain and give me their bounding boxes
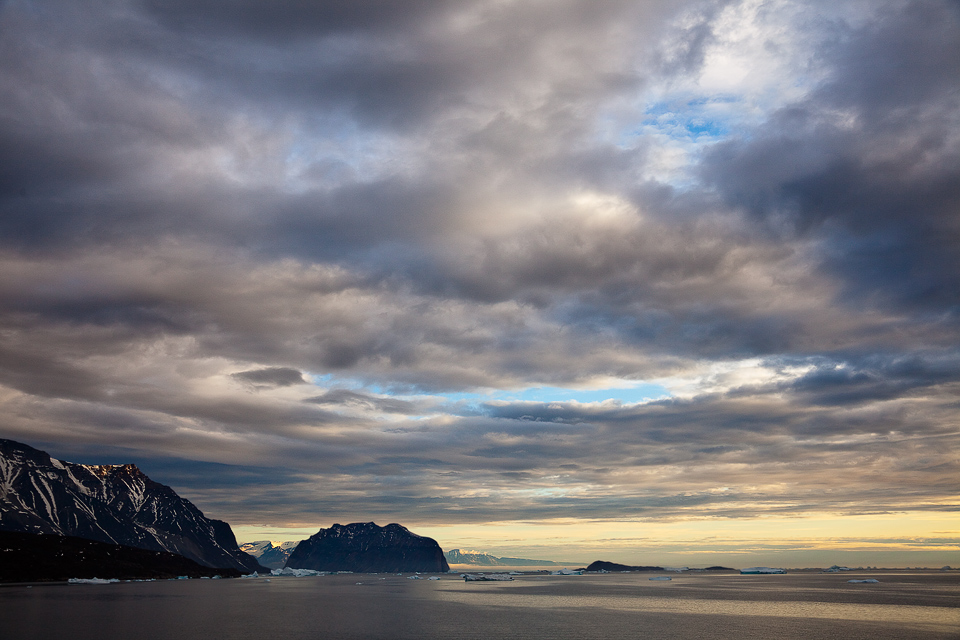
[445,548,564,566]
[286,522,449,573]
[239,540,299,569]
[0,438,262,572]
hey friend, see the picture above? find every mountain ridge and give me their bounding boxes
[0,438,263,573]
[240,540,299,569]
[444,548,566,566]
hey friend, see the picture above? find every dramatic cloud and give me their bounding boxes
[0,0,956,562]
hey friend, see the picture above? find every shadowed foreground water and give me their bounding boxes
[1,571,957,639]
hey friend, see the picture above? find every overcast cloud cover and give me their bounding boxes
[1,0,957,559]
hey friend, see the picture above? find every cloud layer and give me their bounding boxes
[0,0,957,538]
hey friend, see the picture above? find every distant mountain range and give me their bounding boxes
[240,540,299,569]
[287,522,449,573]
[445,548,565,566]
[0,438,262,573]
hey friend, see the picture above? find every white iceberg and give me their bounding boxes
[823,565,853,573]
[68,578,119,585]
[739,567,786,574]
[270,567,321,577]
[463,573,514,581]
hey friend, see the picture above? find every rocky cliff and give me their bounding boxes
[286,522,449,573]
[0,438,263,573]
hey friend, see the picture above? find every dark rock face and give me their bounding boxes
[0,438,263,573]
[586,560,664,572]
[286,522,450,573]
[0,531,242,582]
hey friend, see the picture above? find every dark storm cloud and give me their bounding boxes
[700,0,960,316]
[143,0,459,40]
[0,0,673,252]
[233,367,307,387]
[783,352,960,406]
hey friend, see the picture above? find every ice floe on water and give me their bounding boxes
[271,568,323,577]
[462,573,514,581]
[739,567,786,574]
[68,578,119,585]
[649,576,672,581]
[848,579,880,583]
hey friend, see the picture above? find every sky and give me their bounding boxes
[0,0,957,567]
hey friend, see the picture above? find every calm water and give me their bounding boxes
[1,571,957,639]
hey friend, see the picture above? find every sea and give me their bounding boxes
[1,570,957,639]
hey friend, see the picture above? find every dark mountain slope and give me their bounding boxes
[0,438,262,572]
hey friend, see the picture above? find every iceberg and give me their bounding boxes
[648,576,672,581]
[551,568,583,575]
[462,573,514,581]
[68,578,119,585]
[739,567,786,574]
[270,567,321,577]
[848,579,879,583]
[823,565,853,572]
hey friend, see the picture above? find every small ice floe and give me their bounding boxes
[408,575,423,579]
[648,576,672,581]
[271,568,321,577]
[68,578,119,585]
[848,579,880,583]
[463,573,514,581]
[739,567,786,574]
[428,576,441,580]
